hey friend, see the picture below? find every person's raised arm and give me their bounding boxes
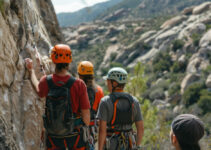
[25,58,39,93]
[135,120,144,146]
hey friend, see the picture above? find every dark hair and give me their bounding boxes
[55,63,69,72]
[79,75,94,87]
[171,114,204,150]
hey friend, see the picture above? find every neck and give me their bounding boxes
[55,69,68,76]
[113,89,124,92]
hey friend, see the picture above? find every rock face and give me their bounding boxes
[161,16,187,29]
[181,74,200,94]
[0,0,62,149]
[192,2,211,15]
[206,74,211,88]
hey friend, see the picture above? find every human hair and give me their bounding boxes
[79,74,95,87]
[55,63,69,72]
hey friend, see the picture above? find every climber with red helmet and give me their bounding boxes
[77,61,104,148]
[25,44,90,150]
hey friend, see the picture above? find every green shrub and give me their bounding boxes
[198,95,211,114]
[110,52,117,61]
[172,39,184,52]
[206,24,211,31]
[153,52,173,73]
[125,62,147,97]
[182,82,206,107]
[110,62,124,68]
[125,63,170,146]
[202,65,211,76]
[143,43,151,50]
[168,82,181,96]
[191,33,201,47]
[171,61,187,73]
[149,88,165,100]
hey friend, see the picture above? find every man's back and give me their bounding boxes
[97,92,142,131]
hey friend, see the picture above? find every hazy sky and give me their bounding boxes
[52,0,109,13]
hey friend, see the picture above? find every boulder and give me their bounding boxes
[138,2,146,9]
[140,30,157,41]
[77,25,98,34]
[154,30,177,48]
[181,73,200,94]
[178,55,186,64]
[173,105,184,114]
[187,56,209,73]
[110,37,118,43]
[134,26,143,34]
[160,15,187,29]
[206,74,211,88]
[193,2,211,15]
[199,30,211,48]
[106,26,119,37]
[182,6,194,15]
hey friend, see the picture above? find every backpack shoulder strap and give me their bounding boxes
[110,93,134,104]
[64,76,76,89]
[109,93,117,104]
[46,75,56,88]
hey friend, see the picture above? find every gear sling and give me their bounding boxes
[106,93,136,150]
[43,75,85,150]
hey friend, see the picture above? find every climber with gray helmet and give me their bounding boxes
[97,67,144,150]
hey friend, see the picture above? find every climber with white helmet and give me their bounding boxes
[97,67,144,150]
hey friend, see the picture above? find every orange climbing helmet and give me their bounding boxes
[50,44,72,63]
[77,61,94,75]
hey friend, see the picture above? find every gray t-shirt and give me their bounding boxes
[96,92,143,131]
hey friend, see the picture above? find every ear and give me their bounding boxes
[112,81,119,87]
[172,134,179,146]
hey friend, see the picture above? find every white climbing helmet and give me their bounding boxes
[103,67,128,84]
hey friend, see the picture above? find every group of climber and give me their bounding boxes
[25,44,205,150]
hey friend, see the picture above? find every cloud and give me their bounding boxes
[52,0,109,13]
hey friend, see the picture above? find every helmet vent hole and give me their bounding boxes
[60,54,63,57]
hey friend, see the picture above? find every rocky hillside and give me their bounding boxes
[57,0,211,27]
[99,0,211,21]
[63,2,211,145]
[0,0,62,149]
[57,0,123,27]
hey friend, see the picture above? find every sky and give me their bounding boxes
[52,0,109,13]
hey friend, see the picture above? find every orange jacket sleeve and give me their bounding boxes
[92,85,104,111]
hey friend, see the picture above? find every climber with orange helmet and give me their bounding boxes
[77,61,104,148]
[25,44,90,150]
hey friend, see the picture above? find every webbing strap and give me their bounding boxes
[46,75,55,88]
[64,139,67,148]
[48,136,58,150]
[46,75,76,89]
[73,128,81,149]
[111,99,119,126]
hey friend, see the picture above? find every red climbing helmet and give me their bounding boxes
[51,44,72,63]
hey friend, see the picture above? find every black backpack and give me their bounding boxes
[43,75,76,136]
[87,86,97,120]
[109,93,134,129]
